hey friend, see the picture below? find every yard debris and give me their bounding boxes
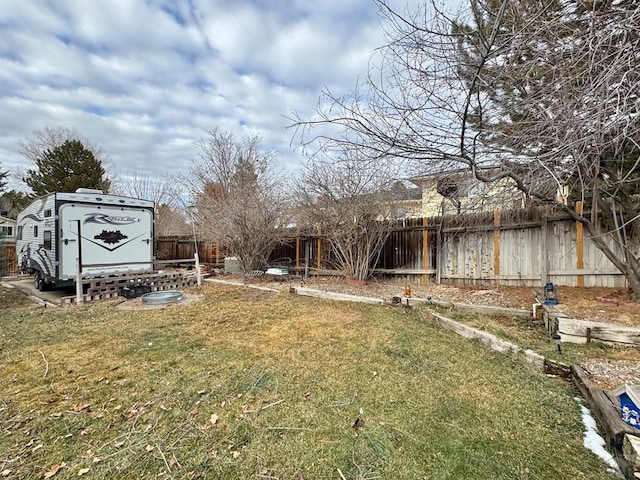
[471,289,498,296]
[42,462,66,478]
[72,403,90,412]
[77,468,90,476]
[38,350,49,378]
[261,399,284,410]
[352,417,365,430]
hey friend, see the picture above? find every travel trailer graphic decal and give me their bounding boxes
[94,230,128,245]
[78,231,147,252]
[21,213,43,222]
[19,243,53,276]
[84,213,140,225]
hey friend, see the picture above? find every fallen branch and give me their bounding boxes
[156,444,171,472]
[260,399,284,410]
[337,468,347,480]
[38,350,49,378]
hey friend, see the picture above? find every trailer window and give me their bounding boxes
[17,225,22,240]
[34,226,38,237]
[44,230,52,250]
[44,209,52,217]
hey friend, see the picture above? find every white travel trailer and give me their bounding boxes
[16,189,154,291]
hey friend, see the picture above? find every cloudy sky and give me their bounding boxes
[0,0,451,192]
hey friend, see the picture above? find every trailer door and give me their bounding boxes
[59,203,153,279]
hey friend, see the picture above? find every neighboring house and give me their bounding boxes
[409,170,524,217]
[387,184,423,219]
[0,215,16,243]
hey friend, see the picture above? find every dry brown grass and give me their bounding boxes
[0,283,620,480]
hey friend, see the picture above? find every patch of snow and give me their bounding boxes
[575,398,623,477]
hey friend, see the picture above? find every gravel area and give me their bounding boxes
[580,360,640,390]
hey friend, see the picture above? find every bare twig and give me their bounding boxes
[337,468,347,480]
[156,444,171,472]
[38,350,49,378]
[260,399,284,410]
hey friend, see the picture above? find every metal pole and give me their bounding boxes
[75,220,84,304]
[189,208,202,287]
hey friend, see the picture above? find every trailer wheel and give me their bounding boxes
[34,270,46,291]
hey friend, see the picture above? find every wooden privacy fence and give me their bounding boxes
[155,236,227,267]
[156,203,629,288]
[0,243,17,276]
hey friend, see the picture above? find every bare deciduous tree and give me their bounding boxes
[291,0,640,299]
[111,167,189,237]
[295,152,404,281]
[184,129,291,273]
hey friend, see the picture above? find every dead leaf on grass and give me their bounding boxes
[42,462,66,478]
[1,469,11,477]
[145,444,154,452]
[72,403,90,412]
[77,468,90,476]
[210,413,219,425]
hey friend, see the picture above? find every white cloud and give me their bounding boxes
[0,0,451,193]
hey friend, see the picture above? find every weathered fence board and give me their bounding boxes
[156,205,630,289]
[556,317,640,346]
[0,243,17,275]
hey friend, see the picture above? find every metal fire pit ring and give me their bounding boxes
[141,291,183,305]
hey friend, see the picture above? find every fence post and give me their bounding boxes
[316,227,322,276]
[296,227,300,272]
[576,201,584,287]
[422,217,429,285]
[493,209,500,286]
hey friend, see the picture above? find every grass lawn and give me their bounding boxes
[436,307,640,365]
[0,283,620,479]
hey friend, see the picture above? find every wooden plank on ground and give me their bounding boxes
[431,313,545,372]
[293,287,383,305]
[415,297,531,318]
[557,317,640,347]
[623,434,640,471]
[571,364,638,448]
